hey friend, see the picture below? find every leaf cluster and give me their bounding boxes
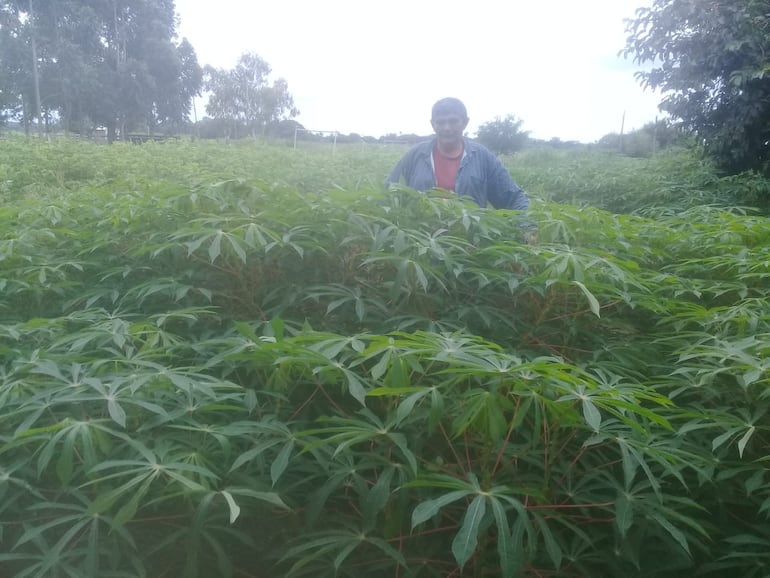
[623,0,770,177]
[0,139,769,577]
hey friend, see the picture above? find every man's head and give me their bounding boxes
[431,97,469,149]
[431,97,468,121]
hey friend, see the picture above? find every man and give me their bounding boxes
[385,97,530,211]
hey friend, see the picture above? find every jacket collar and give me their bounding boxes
[419,137,479,158]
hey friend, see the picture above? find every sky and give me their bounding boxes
[174,0,662,143]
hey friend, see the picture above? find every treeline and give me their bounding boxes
[0,0,201,141]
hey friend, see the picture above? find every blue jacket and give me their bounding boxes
[385,138,529,210]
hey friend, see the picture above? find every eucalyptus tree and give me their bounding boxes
[204,52,299,139]
[0,0,202,139]
[624,0,770,176]
[0,3,26,127]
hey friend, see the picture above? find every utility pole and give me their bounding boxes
[619,110,626,154]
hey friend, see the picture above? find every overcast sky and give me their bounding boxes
[174,0,661,143]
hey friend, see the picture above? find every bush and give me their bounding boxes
[475,114,530,155]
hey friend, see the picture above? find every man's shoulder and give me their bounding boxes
[405,139,434,155]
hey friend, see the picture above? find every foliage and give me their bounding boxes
[204,52,299,139]
[597,119,693,158]
[0,2,26,125]
[508,145,770,214]
[475,114,530,155]
[623,0,770,176]
[0,0,202,139]
[1,138,769,577]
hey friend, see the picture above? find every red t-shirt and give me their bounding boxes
[433,146,462,191]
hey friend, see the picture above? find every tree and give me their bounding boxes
[204,52,299,139]
[475,114,529,155]
[0,3,26,128]
[623,0,770,175]
[0,0,202,140]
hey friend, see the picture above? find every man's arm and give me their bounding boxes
[385,157,407,188]
[486,156,529,210]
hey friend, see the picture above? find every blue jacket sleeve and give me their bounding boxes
[486,156,529,210]
[385,157,407,187]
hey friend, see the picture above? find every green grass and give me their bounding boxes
[0,137,769,578]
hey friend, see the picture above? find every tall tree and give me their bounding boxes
[0,3,26,128]
[624,0,770,175]
[0,0,202,139]
[204,52,298,139]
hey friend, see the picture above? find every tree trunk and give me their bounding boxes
[28,0,43,137]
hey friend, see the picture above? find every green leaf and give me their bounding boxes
[113,485,147,528]
[107,397,127,428]
[615,494,633,538]
[370,349,392,381]
[226,487,289,510]
[649,512,691,555]
[395,388,432,425]
[363,468,394,529]
[737,426,755,458]
[534,514,563,569]
[270,317,285,341]
[367,386,429,396]
[582,398,601,432]
[333,541,360,572]
[491,498,519,578]
[345,370,368,406]
[271,440,294,486]
[220,490,241,524]
[451,494,487,569]
[411,489,471,528]
[712,428,740,451]
[573,280,601,317]
[55,431,76,485]
[209,231,223,262]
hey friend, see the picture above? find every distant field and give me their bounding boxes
[2,135,766,213]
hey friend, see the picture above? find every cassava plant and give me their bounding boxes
[0,137,768,578]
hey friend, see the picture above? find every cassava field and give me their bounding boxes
[0,137,769,578]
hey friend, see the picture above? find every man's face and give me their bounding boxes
[431,114,469,147]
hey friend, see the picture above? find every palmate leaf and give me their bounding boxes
[6,138,770,578]
[280,529,406,577]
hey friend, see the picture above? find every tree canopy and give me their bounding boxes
[0,0,202,140]
[475,114,529,155]
[624,0,770,176]
[203,52,299,139]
